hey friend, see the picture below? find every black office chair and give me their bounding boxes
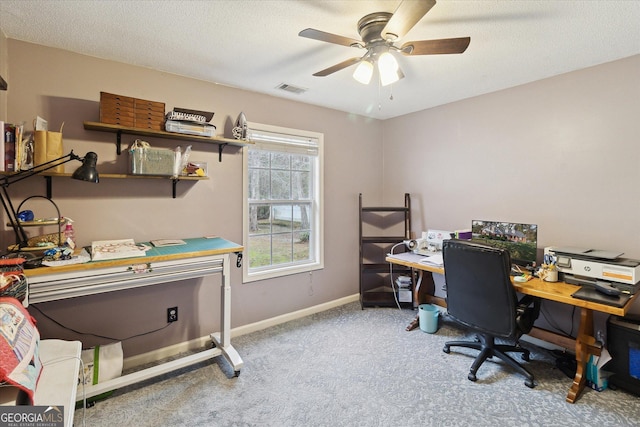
[441,239,541,388]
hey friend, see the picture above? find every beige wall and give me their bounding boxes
[5,40,383,356]
[382,55,640,258]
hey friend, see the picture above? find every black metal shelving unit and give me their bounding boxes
[358,193,413,309]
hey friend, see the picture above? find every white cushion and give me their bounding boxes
[1,339,81,427]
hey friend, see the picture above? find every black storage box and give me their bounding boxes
[605,315,640,396]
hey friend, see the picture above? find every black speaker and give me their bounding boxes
[605,315,640,396]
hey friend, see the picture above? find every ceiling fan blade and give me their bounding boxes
[382,0,436,41]
[400,37,470,55]
[312,57,361,77]
[299,28,364,48]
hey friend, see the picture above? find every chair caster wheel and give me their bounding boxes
[522,352,530,362]
[443,346,450,354]
[525,379,535,388]
[234,370,241,377]
[468,372,477,382]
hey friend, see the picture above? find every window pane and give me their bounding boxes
[271,152,290,169]
[248,234,271,268]
[249,204,271,235]
[271,232,292,264]
[271,170,291,200]
[292,171,310,199]
[248,150,270,168]
[249,169,271,200]
[293,203,311,230]
[272,205,293,232]
[291,154,310,171]
[293,231,311,261]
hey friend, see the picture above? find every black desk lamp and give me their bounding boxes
[1,150,99,250]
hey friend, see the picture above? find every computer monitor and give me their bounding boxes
[471,220,538,267]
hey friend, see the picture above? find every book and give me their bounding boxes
[14,122,24,171]
[91,238,148,261]
[4,122,15,172]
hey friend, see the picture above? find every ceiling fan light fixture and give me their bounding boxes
[379,67,402,86]
[353,59,374,84]
[378,51,401,86]
[378,51,399,73]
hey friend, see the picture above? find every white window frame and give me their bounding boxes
[242,122,324,283]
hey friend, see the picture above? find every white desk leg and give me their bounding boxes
[211,253,243,375]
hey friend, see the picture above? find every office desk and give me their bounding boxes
[386,254,639,403]
[25,237,244,399]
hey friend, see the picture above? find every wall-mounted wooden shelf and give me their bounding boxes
[83,121,252,161]
[5,121,241,200]
[41,172,208,199]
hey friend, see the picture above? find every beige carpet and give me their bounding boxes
[75,302,640,426]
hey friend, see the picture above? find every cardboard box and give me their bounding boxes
[586,350,612,392]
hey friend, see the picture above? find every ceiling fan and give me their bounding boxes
[298,0,470,86]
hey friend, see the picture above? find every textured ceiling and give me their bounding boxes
[1,0,639,120]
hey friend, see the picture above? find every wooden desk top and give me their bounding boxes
[25,237,243,278]
[386,255,639,317]
[512,277,637,316]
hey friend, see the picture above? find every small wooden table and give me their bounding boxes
[386,254,639,403]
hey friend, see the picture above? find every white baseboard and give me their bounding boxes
[230,294,359,337]
[124,294,360,370]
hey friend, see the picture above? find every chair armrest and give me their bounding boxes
[518,295,541,317]
[516,295,542,333]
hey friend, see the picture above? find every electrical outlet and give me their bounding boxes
[167,307,178,323]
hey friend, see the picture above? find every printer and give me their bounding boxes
[544,246,640,294]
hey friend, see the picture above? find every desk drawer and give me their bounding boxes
[27,256,224,303]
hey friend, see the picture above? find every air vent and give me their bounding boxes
[276,83,307,94]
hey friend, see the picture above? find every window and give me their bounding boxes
[243,123,324,282]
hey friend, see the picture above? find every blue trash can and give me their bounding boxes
[419,304,439,333]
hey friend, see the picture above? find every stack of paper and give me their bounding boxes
[395,276,412,288]
[420,253,444,267]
